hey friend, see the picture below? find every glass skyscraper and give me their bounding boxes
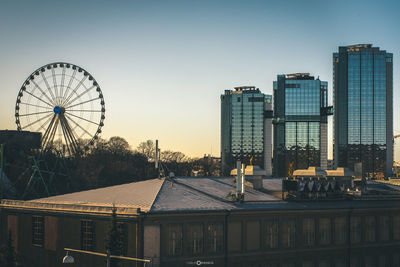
[273,74,331,177]
[221,87,272,175]
[333,44,393,178]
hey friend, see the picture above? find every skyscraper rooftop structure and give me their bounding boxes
[333,44,393,178]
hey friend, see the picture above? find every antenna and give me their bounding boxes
[154,140,166,179]
[155,140,159,169]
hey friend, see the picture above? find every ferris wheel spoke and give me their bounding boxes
[64,112,99,126]
[65,97,99,109]
[65,118,79,150]
[59,119,72,156]
[18,110,53,117]
[51,68,59,106]
[64,85,96,108]
[62,75,88,107]
[40,72,57,104]
[19,102,53,110]
[64,114,93,138]
[67,109,102,113]
[60,66,66,106]
[35,114,54,132]
[61,68,77,106]
[24,90,54,107]
[21,113,53,130]
[60,115,79,154]
[48,118,60,147]
[31,80,56,106]
[42,115,58,150]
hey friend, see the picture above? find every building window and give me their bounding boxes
[302,218,315,247]
[117,223,127,256]
[227,221,242,252]
[365,216,376,242]
[282,263,295,267]
[318,217,331,245]
[364,256,376,267]
[379,215,389,241]
[350,216,361,243]
[334,217,346,244]
[350,256,360,267]
[302,261,314,267]
[393,214,400,240]
[187,223,203,255]
[318,260,330,267]
[81,220,95,251]
[265,220,278,249]
[206,222,223,253]
[32,216,44,247]
[335,259,346,267]
[393,252,400,266]
[281,219,295,248]
[166,224,183,256]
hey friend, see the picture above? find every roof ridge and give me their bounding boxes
[149,178,168,211]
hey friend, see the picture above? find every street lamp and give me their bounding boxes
[62,248,151,266]
[62,251,74,264]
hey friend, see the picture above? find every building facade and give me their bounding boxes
[273,74,330,177]
[333,44,393,178]
[221,87,272,175]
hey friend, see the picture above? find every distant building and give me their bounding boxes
[333,44,393,178]
[327,159,335,170]
[1,177,400,266]
[221,87,272,176]
[273,73,331,177]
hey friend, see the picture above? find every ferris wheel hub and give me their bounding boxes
[54,106,61,114]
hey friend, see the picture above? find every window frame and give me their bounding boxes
[80,220,95,251]
[32,216,44,247]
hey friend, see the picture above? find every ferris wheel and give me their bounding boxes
[15,62,105,156]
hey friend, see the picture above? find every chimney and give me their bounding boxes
[241,163,245,196]
[235,161,245,202]
[236,161,241,199]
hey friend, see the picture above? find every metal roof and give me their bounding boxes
[28,178,165,212]
[2,177,400,215]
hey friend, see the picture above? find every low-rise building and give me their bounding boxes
[1,177,400,266]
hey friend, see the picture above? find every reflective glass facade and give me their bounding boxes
[273,74,329,177]
[221,87,272,175]
[333,45,393,177]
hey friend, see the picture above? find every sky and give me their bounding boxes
[0,0,399,160]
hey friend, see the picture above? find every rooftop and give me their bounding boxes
[2,177,400,215]
[233,86,257,91]
[346,44,372,49]
[285,73,315,80]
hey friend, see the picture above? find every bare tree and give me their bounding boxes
[136,140,155,160]
[160,150,188,163]
[107,136,130,154]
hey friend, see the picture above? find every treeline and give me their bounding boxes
[2,137,220,200]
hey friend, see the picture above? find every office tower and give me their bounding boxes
[273,73,331,177]
[333,44,393,177]
[221,87,272,176]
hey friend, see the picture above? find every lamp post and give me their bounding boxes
[62,248,151,266]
